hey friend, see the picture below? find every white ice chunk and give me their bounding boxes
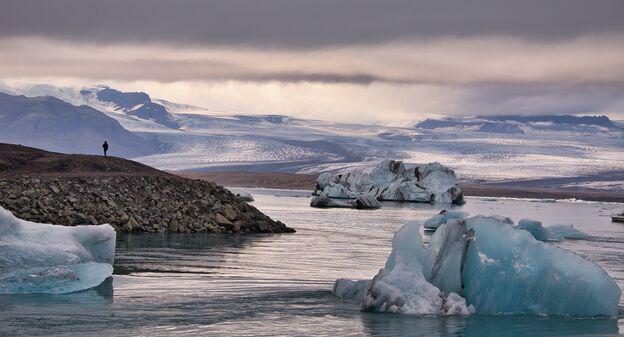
[416,162,463,203]
[332,278,371,302]
[360,221,471,315]
[313,160,463,204]
[424,210,469,230]
[320,182,359,199]
[0,207,116,294]
[235,191,254,202]
[443,292,475,315]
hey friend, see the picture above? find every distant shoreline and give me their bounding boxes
[177,171,624,203]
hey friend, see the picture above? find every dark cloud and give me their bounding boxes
[462,83,624,117]
[1,0,623,48]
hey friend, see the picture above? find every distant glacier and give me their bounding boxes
[2,83,623,192]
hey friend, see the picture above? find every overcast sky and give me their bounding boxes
[1,0,623,123]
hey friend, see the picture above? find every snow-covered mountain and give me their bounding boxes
[0,92,159,157]
[2,83,623,192]
[414,115,624,134]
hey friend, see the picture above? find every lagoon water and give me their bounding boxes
[1,188,623,336]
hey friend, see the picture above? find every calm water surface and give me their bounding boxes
[1,188,623,336]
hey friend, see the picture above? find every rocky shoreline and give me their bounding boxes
[0,175,294,234]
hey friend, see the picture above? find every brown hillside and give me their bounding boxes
[0,143,294,234]
[0,143,168,177]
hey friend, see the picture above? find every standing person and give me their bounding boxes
[102,141,109,157]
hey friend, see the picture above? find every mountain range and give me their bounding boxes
[0,83,622,192]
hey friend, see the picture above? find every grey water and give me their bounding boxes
[1,189,623,336]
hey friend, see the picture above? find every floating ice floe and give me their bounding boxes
[333,213,620,317]
[0,207,116,294]
[236,191,254,202]
[311,193,381,209]
[314,160,463,204]
[516,219,592,242]
[424,210,469,230]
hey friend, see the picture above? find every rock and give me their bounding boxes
[223,206,238,221]
[215,213,233,226]
[75,213,91,225]
[124,217,139,232]
[233,220,246,232]
[0,175,294,234]
[62,206,72,217]
[258,222,269,231]
[119,211,130,223]
[86,215,98,225]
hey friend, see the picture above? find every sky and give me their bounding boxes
[1,0,623,124]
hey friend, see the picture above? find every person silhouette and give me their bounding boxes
[102,141,109,157]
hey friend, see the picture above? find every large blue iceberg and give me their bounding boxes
[0,207,116,294]
[333,214,621,317]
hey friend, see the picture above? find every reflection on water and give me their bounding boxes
[0,189,622,336]
[361,314,619,337]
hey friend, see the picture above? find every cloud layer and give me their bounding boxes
[2,0,623,46]
[3,35,624,84]
[1,1,623,122]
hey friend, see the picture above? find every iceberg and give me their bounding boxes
[310,193,381,209]
[0,207,116,294]
[310,195,353,208]
[517,219,592,242]
[516,219,555,241]
[336,220,474,315]
[547,224,592,240]
[333,278,371,301]
[236,191,254,202]
[319,182,359,199]
[424,210,469,230]
[313,160,463,204]
[354,193,382,209]
[333,213,620,317]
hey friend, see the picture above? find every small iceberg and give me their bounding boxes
[424,210,469,230]
[0,207,116,294]
[236,191,254,202]
[333,213,620,317]
[311,193,381,209]
[517,219,592,242]
[547,224,593,240]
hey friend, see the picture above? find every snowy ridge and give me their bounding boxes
[3,82,623,192]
